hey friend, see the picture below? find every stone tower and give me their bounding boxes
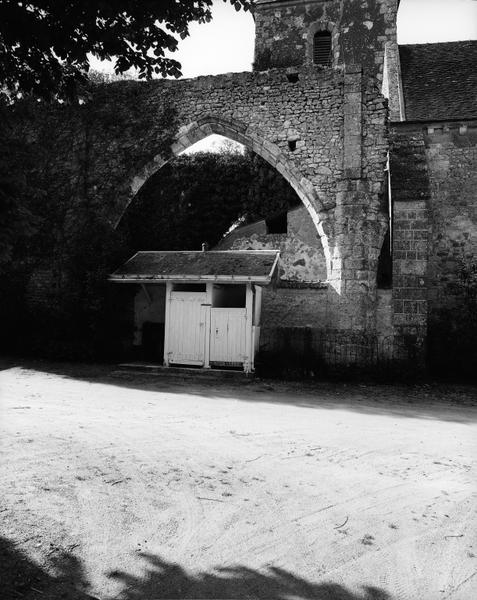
[253,0,400,80]
[251,0,403,334]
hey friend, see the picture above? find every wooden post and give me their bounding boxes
[163,281,172,367]
[252,285,263,360]
[203,282,213,368]
[244,283,253,373]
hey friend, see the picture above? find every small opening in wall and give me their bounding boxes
[286,72,299,83]
[377,229,392,288]
[288,140,297,151]
[172,283,206,292]
[266,212,288,234]
[212,284,246,308]
[313,31,332,66]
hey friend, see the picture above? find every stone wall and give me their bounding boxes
[25,267,59,310]
[217,205,327,281]
[253,0,399,82]
[424,124,477,313]
[9,59,389,340]
[390,121,477,371]
[392,200,428,350]
[5,0,403,369]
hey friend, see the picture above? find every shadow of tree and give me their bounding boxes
[0,536,93,600]
[1,536,392,600]
[108,552,391,600]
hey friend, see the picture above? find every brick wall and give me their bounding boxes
[392,200,428,342]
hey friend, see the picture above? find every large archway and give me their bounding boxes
[120,115,332,277]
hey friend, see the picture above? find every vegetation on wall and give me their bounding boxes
[0,107,301,360]
[0,93,179,359]
[121,149,300,253]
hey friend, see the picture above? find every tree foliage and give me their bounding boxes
[0,104,43,271]
[120,150,301,252]
[0,143,301,358]
[0,0,252,101]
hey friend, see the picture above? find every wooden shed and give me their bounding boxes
[109,250,279,373]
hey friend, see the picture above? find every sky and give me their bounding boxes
[90,0,477,152]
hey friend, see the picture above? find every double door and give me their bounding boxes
[166,292,247,367]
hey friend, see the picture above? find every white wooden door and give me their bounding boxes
[209,308,247,365]
[167,292,207,365]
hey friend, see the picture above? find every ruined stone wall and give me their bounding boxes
[217,206,327,281]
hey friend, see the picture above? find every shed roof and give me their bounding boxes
[109,250,280,283]
[399,41,477,122]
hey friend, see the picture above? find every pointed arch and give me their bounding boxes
[120,114,331,274]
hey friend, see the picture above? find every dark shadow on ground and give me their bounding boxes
[1,357,477,424]
[0,536,93,600]
[0,536,392,600]
[109,552,392,600]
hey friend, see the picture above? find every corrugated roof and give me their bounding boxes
[109,250,280,283]
[399,41,477,122]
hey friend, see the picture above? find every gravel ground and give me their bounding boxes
[1,359,476,600]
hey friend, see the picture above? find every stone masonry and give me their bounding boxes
[15,0,477,371]
[9,0,399,348]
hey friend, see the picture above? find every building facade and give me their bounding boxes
[9,0,477,374]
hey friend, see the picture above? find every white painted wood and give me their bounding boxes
[168,291,207,365]
[163,282,172,366]
[203,284,213,368]
[253,285,263,356]
[209,308,247,365]
[245,283,253,372]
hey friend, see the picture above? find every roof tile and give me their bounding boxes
[110,250,279,282]
[399,41,477,122]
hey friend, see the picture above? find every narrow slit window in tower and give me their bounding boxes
[313,31,332,66]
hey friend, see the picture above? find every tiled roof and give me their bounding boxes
[399,41,477,122]
[109,250,279,283]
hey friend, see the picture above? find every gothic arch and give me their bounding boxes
[120,114,332,274]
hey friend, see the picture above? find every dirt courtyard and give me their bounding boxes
[1,360,476,600]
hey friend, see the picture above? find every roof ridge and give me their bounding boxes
[399,39,477,49]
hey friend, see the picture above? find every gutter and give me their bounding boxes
[108,274,274,284]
